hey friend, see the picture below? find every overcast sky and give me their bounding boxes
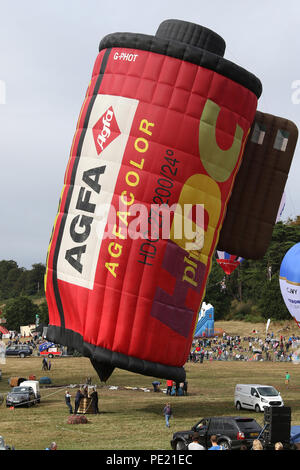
[0,0,299,269]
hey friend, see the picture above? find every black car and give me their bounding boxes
[171,416,262,450]
[6,386,36,407]
[5,344,32,358]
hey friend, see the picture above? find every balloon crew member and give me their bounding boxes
[74,388,84,414]
[90,386,99,414]
[152,381,161,392]
[166,380,173,395]
[65,390,73,414]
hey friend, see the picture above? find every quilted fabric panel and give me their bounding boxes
[45,20,260,381]
[218,111,298,259]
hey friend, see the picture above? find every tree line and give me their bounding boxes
[0,261,48,331]
[0,218,299,331]
[0,260,45,300]
[204,218,300,322]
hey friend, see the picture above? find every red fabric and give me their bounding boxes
[46,48,257,368]
[216,259,240,275]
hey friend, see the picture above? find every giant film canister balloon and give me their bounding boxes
[280,243,300,326]
[45,20,261,382]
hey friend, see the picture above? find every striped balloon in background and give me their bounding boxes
[280,243,300,327]
[216,251,244,275]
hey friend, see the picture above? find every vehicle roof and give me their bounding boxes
[198,416,256,421]
[20,380,39,384]
[236,384,274,387]
[12,386,32,391]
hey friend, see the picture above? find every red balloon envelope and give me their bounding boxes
[216,251,243,275]
[45,20,262,382]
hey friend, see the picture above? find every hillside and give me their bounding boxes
[0,219,300,328]
[214,319,299,339]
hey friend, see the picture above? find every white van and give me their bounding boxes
[234,384,284,412]
[19,380,41,404]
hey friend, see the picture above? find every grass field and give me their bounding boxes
[0,320,299,450]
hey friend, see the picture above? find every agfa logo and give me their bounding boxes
[92,106,121,154]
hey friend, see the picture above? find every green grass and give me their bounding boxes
[1,354,300,450]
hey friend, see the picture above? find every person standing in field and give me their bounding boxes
[285,371,290,385]
[163,402,172,428]
[166,380,173,395]
[65,390,73,414]
[42,357,48,371]
[90,386,99,414]
[74,388,84,414]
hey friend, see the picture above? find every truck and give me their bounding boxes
[39,342,62,358]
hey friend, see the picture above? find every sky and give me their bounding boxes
[0,0,299,269]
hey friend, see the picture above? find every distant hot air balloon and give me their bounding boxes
[279,243,300,327]
[194,302,214,338]
[276,192,286,222]
[218,113,298,259]
[216,251,243,275]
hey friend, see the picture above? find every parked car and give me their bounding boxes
[5,344,32,358]
[6,386,36,407]
[170,416,262,450]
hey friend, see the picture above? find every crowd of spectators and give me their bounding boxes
[5,334,37,350]
[188,330,300,363]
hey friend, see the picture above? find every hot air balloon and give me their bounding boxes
[44,19,297,384]
[216,251,243,276]
[218,112,298,259]
[276,192,286,222]
[279,243,300,327]
[194,302,214,338]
